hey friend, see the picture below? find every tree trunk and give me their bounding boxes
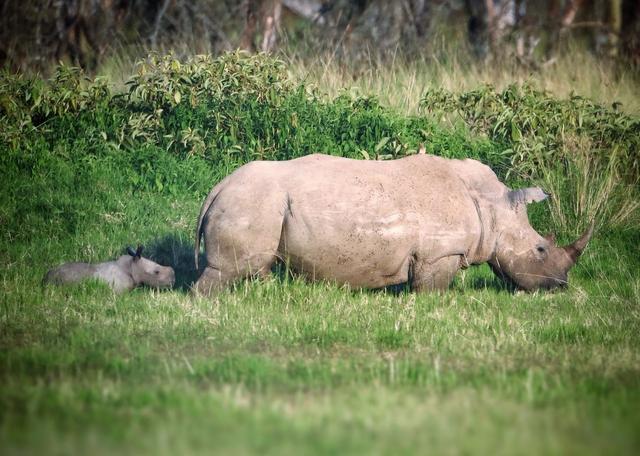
[240,0,259,52]
[621,0,640,65]
[240,0,282,53]
[261,0,282,52]
[608,0,622,56]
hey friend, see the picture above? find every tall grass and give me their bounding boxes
[284,43,640,116]
[540,138,640,233]
[97,36,640,117]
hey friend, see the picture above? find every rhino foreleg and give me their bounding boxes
[410,256,460,292]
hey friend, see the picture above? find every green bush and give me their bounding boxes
[121,52,497,166]
[1,53,636,246]
[420,84,640,180]
[1,52,497,245]
[421,84,640,232]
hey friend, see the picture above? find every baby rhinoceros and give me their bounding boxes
[44,245,175,293]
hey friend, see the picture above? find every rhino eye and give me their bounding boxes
[537,246,546,253]
[154,270,160,275]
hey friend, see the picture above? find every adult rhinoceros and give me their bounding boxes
[194,153,593,295]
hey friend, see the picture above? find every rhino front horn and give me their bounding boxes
[564,222,595,262]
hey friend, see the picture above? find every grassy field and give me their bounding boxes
[1,52,639,454]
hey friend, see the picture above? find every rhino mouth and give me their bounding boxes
[159,277,176,289]
[148,274,175,289]
[512,272,567,291]
[489,264,567,292]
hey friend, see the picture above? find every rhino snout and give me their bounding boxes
[530,271,568,291]
[132,257,175,289]
[501,268,566,292]
[492,222,594,292]
[154,266,175,288]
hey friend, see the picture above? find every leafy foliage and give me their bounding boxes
[1,53,638,247]
[0,52,497,244]
[421,84,640,180]
[421,84,640,231]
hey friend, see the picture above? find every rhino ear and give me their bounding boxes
[127,246,137,257]
[508,187,549,210]
[135,245,143,258]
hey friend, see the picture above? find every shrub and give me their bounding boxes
[421,84,640,232]
[2,53,635,245]
[0,52,493,243]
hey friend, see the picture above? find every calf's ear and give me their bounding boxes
[508,187,549,210]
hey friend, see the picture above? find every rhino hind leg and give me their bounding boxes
[195,197,285,296]
[194,252,279,296]
[410,256,460,292]
[193,265,236,295]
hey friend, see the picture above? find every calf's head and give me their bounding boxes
[126,245,175,289]
[489,188,594,291]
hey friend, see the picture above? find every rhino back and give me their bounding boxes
[94,260,135,293]
[44,262,97,285]
[450,158,508,201]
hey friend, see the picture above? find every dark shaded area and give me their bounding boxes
[145,234,206,292]
[466,269,518,293]
[379,282,413,296]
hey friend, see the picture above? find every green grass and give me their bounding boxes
[1,52,640,454]
[2,252,640,454]
[1,199,639,454]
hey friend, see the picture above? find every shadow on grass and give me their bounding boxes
[464,274,515,292]
[375,275,514,295]
[270,262,415,296]
[144,234,207,292]
[272,263,514,296]
[454,264,517,293]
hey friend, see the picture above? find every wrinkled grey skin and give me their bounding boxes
[194,154,593,295]
[44,246,175,293]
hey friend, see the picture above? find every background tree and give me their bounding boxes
[0,0,638,73]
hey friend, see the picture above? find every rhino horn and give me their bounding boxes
[564,222,595,263]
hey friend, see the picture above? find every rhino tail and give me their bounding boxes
[194,183,225,270]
